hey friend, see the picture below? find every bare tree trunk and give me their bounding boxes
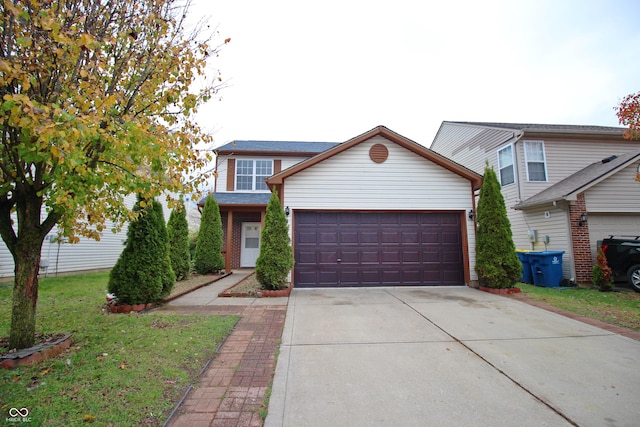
[6,186,58,350]
[9,236,43,350]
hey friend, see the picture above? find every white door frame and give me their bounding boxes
[240,222,261,267]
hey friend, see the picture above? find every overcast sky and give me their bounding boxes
[190,0,640,148]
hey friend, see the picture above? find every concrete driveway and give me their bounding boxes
[266,287,639,427]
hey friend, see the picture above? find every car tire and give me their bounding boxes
[627,264,640,292]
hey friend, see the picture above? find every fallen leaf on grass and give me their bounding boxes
[83,414,95,422]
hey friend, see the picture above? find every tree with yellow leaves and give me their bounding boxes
[0,0,227,349]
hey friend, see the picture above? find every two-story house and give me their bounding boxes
[431,121,640,285]
[203,126,482,288]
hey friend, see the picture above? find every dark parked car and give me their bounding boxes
[600,236,640,292]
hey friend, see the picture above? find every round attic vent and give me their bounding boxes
[369,143,389,163]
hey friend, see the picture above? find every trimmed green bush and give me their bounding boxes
[256,190,295,290]
[152,199,176,298]
[167,201,192,281]
[194,195,225,274]
[593,247,614,292]
[475,164,522,288]
[108,197,164,304]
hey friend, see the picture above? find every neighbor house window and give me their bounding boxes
[524,141,547,182]
[235,159,273,191]
[497,145,515,186]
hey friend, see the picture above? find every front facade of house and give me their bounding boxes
[267,126,482,287]
[431,121,640,284]
[204,126,482,287]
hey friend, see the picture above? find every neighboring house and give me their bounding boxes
[431,121,640,284]
[0,194,173,281]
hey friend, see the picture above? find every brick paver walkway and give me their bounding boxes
[165,305,287,427]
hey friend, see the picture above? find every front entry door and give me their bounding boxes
[241,222,261,267]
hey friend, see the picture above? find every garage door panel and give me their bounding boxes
[381,231,401,244]
[318,231,338,244]
[360,251,379,263]
[421,231,440,243]
[318,251,338,263]
[340,231,359,244]
[402,251,420,263]
[340,251,359,264]
[361,231,379,244]
[294,212,464,287]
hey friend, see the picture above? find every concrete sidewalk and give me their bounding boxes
[266,287,640,427]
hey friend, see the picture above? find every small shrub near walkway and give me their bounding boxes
[0,272,237,426]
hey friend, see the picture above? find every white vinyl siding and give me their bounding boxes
[524,140,547,182]
[283,136,477,281]
[0,194,174,281]
[236,159,272,191]
[497,145,515,186]
[513,206,574,280]
[584,160,640,213]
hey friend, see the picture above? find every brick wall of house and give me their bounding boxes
[569,193,592,284]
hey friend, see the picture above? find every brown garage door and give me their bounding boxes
[294,211,464,288]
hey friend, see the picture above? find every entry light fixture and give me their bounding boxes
[468,209,475,221]
[285,206,290,217]
[579,212,587,227]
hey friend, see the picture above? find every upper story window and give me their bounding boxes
[236,159,273,191]
[497,145,515,186]
[524,141,547,182]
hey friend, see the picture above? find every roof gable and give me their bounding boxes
[267,125,483,189]
[515,150,640,209]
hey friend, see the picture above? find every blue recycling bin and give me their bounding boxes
[528,251,565,287]
[515,250,533,284]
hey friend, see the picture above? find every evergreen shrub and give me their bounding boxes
[255,190,295,290]
[475,164,522,288]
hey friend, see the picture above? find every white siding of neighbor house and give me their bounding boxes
[585,160,640,213]
[511,205,574,280]
[431,123,516,175]
[0,194,174,282]
[214,155,311,193]
[282,136,478,281]
[517,138,640,201]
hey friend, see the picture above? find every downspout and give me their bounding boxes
[512,130,524,203]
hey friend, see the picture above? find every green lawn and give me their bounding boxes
[518,283,640,332]
[0,272,238,426]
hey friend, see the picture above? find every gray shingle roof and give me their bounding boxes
[515,150,640,209]
[449,121,625,135]
[216,140,340,153]
[197,192,271,206]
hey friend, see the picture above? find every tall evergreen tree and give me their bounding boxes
[256,190,295,290]
[194,196,225,274]
[167,201,192,281]
[152,200,176,298]
[108,197,164,304]
[475,164,522,288]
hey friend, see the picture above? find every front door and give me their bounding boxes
[241,222,261,267]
